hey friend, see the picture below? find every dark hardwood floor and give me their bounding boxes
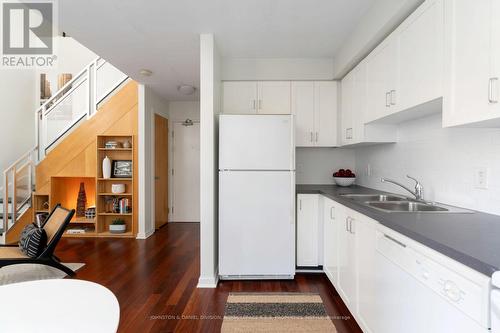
[57,223,362,333]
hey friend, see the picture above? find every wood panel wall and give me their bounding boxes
[35,80,139,234]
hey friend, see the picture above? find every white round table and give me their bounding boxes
[0,279,120,333]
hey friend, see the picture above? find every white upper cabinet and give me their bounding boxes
[222,81,291,115]
[341,61,397,146]
[314,82,338,146]
[363,0,444,124]
[443,0,500,127]
[291,82,315,146]
[365,38,399,122]
[222,81,258,114]
[292,81,338,147]
[257,81,291,114]
[397,0,443,112]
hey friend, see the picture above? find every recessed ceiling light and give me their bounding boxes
[139,69,153,76]
[178,85,196,95]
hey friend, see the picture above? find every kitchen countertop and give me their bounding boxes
[297,184,500,277]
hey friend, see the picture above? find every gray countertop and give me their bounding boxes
[297,184,500,277]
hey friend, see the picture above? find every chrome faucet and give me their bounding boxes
[380,175,424,201]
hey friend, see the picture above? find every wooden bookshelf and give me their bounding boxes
[96,135,135,237]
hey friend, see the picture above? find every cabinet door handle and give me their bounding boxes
[252,100,256,110]
[349,218,355,234]
[299,199,302,210]
[385,92,390,107]
[315,132,319,142]
[383,234,406,248]
[345,217,349,232]
[390,90,396,105]
[310,132,313,142]
[489,78,498,103]
[330,207,335,220]
[346,128,353,140]
[259,99,262,109]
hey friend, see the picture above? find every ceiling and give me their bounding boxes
[59,0,375,101]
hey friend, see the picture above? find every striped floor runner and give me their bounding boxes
[221,292,337,332]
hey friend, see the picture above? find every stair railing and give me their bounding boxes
[1,57,127,236]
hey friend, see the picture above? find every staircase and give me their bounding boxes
[0,57,128,244]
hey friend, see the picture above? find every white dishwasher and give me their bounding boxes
[373,230,490,333]
[492,272,500,333]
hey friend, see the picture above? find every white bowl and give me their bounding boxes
[334,177,356,187]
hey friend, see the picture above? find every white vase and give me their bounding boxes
[102,156,111,179]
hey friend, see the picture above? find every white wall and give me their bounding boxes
[0,70,37,186]
[168,101,200,122]
[332,0,423,78]
[296,148,355,185]
[199,34,221,288]
[137,84,169,239]
[222,58,334,81]
[355,114,500,215]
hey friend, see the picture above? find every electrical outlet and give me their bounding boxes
[473,167,489,189]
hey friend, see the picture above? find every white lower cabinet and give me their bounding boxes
[337,205,357,309]
[310,195,490,333]
[296,194,319,267]
[323,197,338,284]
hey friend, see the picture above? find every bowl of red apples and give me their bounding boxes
[333,169,356,187]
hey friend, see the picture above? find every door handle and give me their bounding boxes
[385,92,390,107]
[489,78,498,103]
[259,99,262,109]
[330,207,335,220]
[252,100,256,109]
[390,90,396,105]
[299,199,302,210]
[315,132,319,142]
[310,132,313,142]
[345,217,349,232]
[383,234,406,248]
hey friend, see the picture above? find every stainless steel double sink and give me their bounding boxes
[340,193,473,213]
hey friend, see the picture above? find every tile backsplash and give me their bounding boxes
[296,147,355,185]
[355,114,500,216]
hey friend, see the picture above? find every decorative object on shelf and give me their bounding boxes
[109,219,126,234]
[76,182,87,217]
[122,140,132,148]
[333,168,356,187]
[112,160,132,178]
[85,206,96,220]
[111,183,126,194]
[118,198,130,214]
[104,141,121,149]
[102,156,111,179]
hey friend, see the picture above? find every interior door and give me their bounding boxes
[314,81,338,146]
[154,114,168,228]
[257,81,291,114]
[172,122,200,222]
[291,82,315,146]
[222,81,258,114]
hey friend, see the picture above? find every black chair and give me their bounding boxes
[0,204,76,276]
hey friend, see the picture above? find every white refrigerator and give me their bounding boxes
[219,114,295,280]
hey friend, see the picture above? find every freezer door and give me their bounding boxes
[219,114,294,170]
[219,171,295,277]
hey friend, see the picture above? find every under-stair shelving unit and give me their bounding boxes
[96,135,135,238]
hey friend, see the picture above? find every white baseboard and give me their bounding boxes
[197,274,219,288]
[136,228,155,240]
